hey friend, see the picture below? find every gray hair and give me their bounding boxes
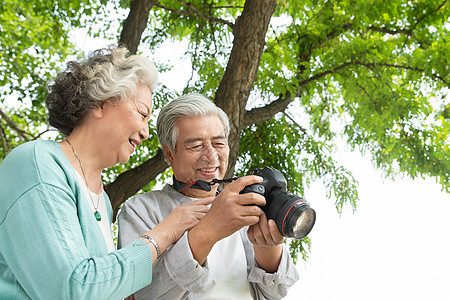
[46,45,158,136]
[157,93,230,158]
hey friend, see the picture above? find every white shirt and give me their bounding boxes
[197,230,254,299]
[75,171,115,253]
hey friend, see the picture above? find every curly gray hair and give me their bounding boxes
[46,45,158,135]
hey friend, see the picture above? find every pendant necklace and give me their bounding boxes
[66,139,102,221]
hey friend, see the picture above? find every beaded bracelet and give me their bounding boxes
[140,235,160,258]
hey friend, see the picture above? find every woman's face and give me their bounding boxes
[99,83,153,165]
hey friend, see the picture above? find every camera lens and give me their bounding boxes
[265,189,316,239]
[285,201,316,239]
[242,166,316,239]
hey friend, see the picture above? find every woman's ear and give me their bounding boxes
[92,102,105,119]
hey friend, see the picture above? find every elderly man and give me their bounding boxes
[118,93,299,299]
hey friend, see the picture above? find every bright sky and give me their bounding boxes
[285,149,450,300]
[73,31,450,300]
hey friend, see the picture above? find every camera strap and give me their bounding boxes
[172,176,238,194]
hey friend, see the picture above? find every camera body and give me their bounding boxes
[241,167,316,239]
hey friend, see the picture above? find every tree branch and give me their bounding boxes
[242,90,300,128]
[298,61,355,87]
[298,61,448,88]
[212,0,276,178]
[283,111,307,134]
[119,0,156,54]
[354,62,448,85]
[0,108,32,141]
[354,81,380,112]
[155,0,234,28]
[367,25,429,48]
[412,0,447,31]
[184,4,205,92]
[0,123,10,158]
[368,26,415,38]
[105,148,169,220]
[368,1,447,47]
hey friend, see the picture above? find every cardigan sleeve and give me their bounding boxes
[0,182,154,299]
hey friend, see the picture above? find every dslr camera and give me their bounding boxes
[241,167,316,239]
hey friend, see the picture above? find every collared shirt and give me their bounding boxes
[118,184,300,299]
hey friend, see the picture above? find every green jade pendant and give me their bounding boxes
[94,211,102,221]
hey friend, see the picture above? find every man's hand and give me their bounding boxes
[247,212,286,247]
[248,213,285,273]
[188,175,266,264]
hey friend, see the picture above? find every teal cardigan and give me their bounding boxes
[0,140,153,299]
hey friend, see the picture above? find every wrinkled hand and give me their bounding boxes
[195,175,266,243]
[247,213,286,248]
[248,213,285,273]
[159,197,213,244]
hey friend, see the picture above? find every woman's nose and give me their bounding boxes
[139,125,149,140]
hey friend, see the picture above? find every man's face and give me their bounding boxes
[164,114,229,187]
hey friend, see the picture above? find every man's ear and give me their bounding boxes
[162,145,174,165]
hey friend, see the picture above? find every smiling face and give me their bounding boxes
[99,83,153,165]
[164,114,229,196]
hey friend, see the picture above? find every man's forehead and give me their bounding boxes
[183,135,227,144]
[177,115,225,138]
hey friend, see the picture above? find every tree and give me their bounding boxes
[0,0,103,153]
[1,0,449,261]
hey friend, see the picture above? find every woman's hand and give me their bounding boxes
[141,197,213,263]
[160,197,213,243]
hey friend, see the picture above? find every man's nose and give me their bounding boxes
[201,143,218,161]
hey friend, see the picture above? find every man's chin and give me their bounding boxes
[183,186,217,198]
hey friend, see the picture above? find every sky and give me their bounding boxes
[285,149,450,300]
[72,30,450,300]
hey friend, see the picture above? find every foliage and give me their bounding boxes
[1,0,449,261]
[289,237,312,263]
[0,0,104,158]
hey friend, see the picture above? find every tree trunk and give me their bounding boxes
[107,0,163,219]
[119,0,156,54]
[106,149,169,219]
[107,0,277,217]
[214,0,277,178]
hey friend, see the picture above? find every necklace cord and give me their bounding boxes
[66,139,102,221]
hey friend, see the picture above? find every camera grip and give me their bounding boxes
[240,184,265,196]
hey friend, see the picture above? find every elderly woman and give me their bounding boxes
[0,46,211,299]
